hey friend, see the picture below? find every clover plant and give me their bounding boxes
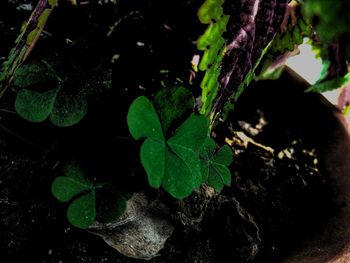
[127,92,233,199]
[12,45,111,127]
[13,60,89,127]
[52,162,128,229]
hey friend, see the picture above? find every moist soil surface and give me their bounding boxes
[0,1,339,262]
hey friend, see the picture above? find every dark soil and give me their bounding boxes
[0,1,339,263]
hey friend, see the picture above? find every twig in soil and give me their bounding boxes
[0,109,17,114]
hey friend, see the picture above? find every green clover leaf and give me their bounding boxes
[199,137,233,192]
[167,114,209,190]
[153,86,194,133]
[52,163,127,228]
[127,95,209,199]
[13,57,111,127]
[51,163,95,228]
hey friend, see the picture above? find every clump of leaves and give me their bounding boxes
[298,0,350,94]
[270,5,312,54]
[52,162,128,229]
[197,0,229,116]
[12,41,111,127]
[127,93,233,199]
[258,2,312,81]
[304,0,350,43]
[13,60,88,127]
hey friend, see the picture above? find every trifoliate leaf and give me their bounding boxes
[127,96,164,141]
[12,56,110,127]
[52,163,128,228]
[127,96,212,199]
[199,137,233,192]
[15,88,59,122]
[67,191,96,229]
[52,163,95,228]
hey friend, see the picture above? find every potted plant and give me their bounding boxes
[0,0,350,262]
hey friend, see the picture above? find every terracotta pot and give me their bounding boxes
[278,69,350,263]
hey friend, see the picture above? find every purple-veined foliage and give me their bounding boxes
[211,0,288,116]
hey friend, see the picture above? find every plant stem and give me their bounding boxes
[0,0,58,98]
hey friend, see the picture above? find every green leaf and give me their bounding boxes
[52,163,96,228]
[214,145,233,166]
[167,115,208,189]
[307,74,350,92]
[50,91,88,127]
[52,163,129,228]
[127,97,213,199]
[12,58,109,127]
[15,88,58,122]
[167,114,208,151]
[200,138,233,192]
[153,86,194,133]
[127,96,164,141]
[15,85,87,127]
[207,160,231,192]
[51,176,92,202]
[140,138,166,188]
[162,148,195,199]
[268,8,312,55]
[67,191,96,229]
[196,0,229,115]
[199,36,225,71]
[52,163,93,202]
[199,137,216,183]
[169,145,202,190]
[197,0,224,24]
[13,60,57,88]
[197,23,221,51]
